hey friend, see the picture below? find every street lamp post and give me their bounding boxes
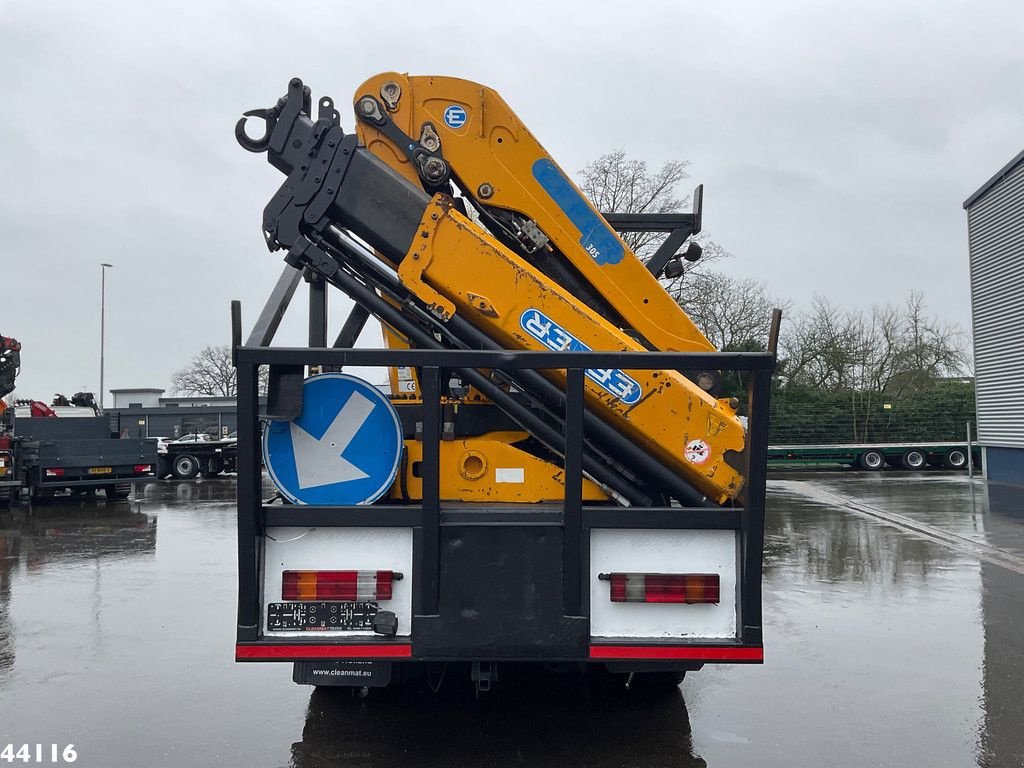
[99,263,113,411]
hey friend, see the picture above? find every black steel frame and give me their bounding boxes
[234,336,773,657]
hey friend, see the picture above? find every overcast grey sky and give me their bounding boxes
[2,0,1022,399]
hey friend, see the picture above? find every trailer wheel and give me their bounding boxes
[943,449,968,470]
[900,449,926,470]
[172,454,200,479]
[858,450,885,470]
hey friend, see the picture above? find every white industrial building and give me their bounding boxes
[964,148,1024,484]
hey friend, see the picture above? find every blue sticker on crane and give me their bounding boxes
[443,105,467,129]
[532,158,625,266]
[520,308,642,404]
[262,373,403,506]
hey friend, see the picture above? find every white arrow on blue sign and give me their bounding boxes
[262,373,403,505]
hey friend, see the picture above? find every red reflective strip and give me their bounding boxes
[236,644,412,660]
[589,645,763,661]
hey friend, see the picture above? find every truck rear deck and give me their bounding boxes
[233,346,771,680]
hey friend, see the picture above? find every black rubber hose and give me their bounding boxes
[321,227,715,508]
[312,247,652,506]
[444,313,714,508]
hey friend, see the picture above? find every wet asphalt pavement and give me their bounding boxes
[0,473,1022,767]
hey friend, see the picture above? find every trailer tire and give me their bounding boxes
[943,449,968,470]
[900,449,926,470]
[858,450,885,470]
[171,454,200,480]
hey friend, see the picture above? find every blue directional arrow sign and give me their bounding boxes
[262,373,403,505]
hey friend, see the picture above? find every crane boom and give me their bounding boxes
[236,77,748,505]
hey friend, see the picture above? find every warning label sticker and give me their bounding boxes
[684,439,711,465]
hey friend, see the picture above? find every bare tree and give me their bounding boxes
[577,151,690,258]
[577,151,778,350]
[171,345,238,397]
[779,294,970,395]
[668,270,788,351]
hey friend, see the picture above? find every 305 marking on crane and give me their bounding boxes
[531,158,625,266]
[520,308,642,404]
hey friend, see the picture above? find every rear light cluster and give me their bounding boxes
[45,468,64,478]
[599,572,720,604]
[282,570,402,602]
[134,464,152,474]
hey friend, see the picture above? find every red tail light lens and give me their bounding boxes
[600,573,720,604]
[134,464,152,474]
[282,570,401,602]
[45,468,65,478]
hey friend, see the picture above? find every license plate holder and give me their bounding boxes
[88,467,113,475]
[267,601,378,631]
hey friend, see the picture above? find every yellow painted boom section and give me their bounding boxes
[353,72,715,354]
[390,433,608,503]
[406,198,746,503]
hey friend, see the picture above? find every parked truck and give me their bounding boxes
[230,75,774,692]
[0,333,158,503]
[8,415,157,501]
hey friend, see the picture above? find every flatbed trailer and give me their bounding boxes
[160,440,238,480]
[6,417,158,502]
[767,442,979,471]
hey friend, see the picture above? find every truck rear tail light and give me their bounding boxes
[281,570,402,602]
[134,464,153,474]
[599,572,720,604]
[45,468,65,478]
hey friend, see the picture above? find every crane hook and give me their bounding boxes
[235,107,276,153]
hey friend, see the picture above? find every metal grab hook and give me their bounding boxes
[235,107,277,153]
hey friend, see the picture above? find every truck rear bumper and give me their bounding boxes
[234,642,763,663]
[240,508,764,666]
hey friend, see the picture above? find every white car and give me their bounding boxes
[172,433,214,444]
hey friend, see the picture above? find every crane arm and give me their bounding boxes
[351,73,715,355]
[237,78,747,504]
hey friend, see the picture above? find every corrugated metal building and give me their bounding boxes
[964,149,1024,484]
